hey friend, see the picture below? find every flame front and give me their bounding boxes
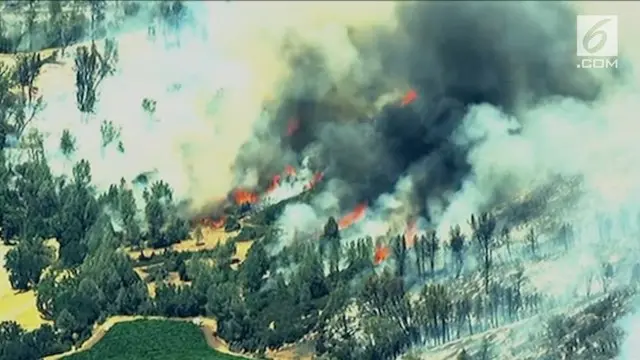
[374,245,390,265]
[200,217,225,229]
[404,219,417,248]
[267,174,281,193]
[306,172,324,190]
[233,189,258,205]
[284,165,296,177]
[401,89,418,106]
[338,203,367,230]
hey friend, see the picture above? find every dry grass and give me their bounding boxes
[126,227,253,263]
[0,240,58,330]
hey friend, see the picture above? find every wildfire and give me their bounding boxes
[286,117,300,136]
[233,189,258,205]
[201,217,225,229]
[266,165,297,194]
[305,172,324,190]
[267,174,281,192]
[284,165,296,177]
[401,89,418,106]
[404,219,417,248]
[338,203,367,230]
[374,245,390,265]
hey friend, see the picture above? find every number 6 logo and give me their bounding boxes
[576,15,618,57]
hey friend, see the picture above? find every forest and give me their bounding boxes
[0,2,636,360]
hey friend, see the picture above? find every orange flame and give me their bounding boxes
[404,219,417,248]
[211,217,225,229]
[374,245,390,265]
[233,189,258,205]
[338,203,367,230]
[287,117,300,136]
[401,89,418,106]
[267,174,281,192]
[200,217,225,229]
[305,172,324,190]
[284,165,296,176]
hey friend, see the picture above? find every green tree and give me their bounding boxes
[241,240,269,293]
[10,157,60,240]
[55,160,100,266]
[143,181,186,248]
[60,129,76,157]
[47,1,64,48]
[321,217,341,275]
[74,40,118,114]
[12,54,45,138]
[100,119,121,148]
[0,63,19,148]
[25,0,38,51]
[118,179,141,248]
[4,237,54,290]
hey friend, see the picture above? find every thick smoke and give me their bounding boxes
[16,1,397,213]
[235,1,610,219]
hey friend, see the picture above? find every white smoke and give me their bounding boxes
[12,1,399,215]
[424,3,640,357]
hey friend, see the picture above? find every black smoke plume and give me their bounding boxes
[234,1,610,218]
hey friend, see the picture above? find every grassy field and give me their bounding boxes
[0,243,55,330]
[63,319,247,360]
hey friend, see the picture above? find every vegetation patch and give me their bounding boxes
[63,320,247,360]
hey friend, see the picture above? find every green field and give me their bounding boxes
[63,319,248,360]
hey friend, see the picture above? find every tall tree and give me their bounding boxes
[470,213,497,294]
[74,40,118,114]
[118,179,141,248]
[321,217,341,275]
[89,0,107,41]
[12,54,45,138]
[240,240,269,293]
[25,0,38,51]
[391,235,407,277]
[449,225,465,278]
[4,237,54,290]
[425,230,440,276]
[56,160,100,266]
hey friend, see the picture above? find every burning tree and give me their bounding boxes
[74,39,118,114]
